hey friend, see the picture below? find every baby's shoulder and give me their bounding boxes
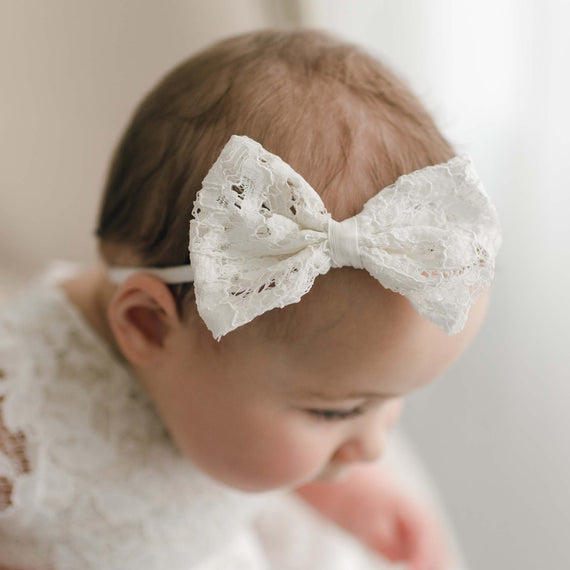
[0,280,152,522]
[0,280,108,488]
[0,281,71,382]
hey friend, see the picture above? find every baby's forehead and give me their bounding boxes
[252,267,404,343]
[225,268,438,393]
[214,262,485,402]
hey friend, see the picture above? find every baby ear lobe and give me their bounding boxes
[107,274,181,366]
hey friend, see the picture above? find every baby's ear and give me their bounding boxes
[107,273,181,366]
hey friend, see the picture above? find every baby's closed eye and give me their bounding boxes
[306,406,365,421]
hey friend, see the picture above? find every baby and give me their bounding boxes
[0,28,501,570]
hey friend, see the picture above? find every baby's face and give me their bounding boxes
[147,270,490,493]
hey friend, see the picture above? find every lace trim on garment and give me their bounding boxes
[0,277,268,569]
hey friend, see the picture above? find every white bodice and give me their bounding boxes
[0,264,272,570]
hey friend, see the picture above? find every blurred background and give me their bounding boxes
[1,1,568,569]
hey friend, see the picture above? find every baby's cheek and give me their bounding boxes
[231,422,328,491]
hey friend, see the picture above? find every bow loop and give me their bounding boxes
[188,135,335,339]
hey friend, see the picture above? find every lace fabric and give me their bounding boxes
[0,264,270,569]
[188,135,502,340]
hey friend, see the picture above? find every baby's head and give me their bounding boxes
[94,28,491,492]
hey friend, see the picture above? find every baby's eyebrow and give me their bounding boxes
[292,389,396,401]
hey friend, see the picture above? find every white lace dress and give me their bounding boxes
[0,262,404,570]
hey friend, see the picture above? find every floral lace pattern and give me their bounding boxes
[0,267,270,570]
[189,135,502,340]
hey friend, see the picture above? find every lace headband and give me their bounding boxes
[107,134,503,340]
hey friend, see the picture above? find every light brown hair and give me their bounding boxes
[95,27,455,333]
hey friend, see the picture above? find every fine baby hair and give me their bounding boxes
[95,27,500,341]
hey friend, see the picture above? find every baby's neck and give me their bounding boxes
[58,267,126,364]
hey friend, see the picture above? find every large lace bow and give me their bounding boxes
[108,135,502,340]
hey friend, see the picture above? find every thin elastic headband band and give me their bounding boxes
[107,265,194,284]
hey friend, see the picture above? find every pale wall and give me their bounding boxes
[0,0,277,284]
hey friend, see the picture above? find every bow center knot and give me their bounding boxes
[327,217,363,269]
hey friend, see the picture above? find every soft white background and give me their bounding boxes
[1,1,568,569]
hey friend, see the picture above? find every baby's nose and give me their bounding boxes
[331,400,403,465]
[332,430,386,465]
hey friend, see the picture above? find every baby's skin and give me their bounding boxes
[57,264,489,570]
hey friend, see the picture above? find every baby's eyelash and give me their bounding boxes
[308,407,365,421]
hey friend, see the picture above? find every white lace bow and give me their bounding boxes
[108,135,503,340]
